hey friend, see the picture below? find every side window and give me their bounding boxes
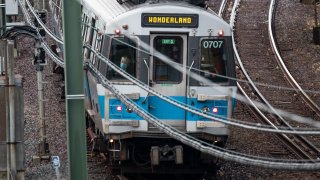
[87,18,96,59]
[98,37,109,76]
[90,28,98,63]
[107,37,136,80]
[81,15,88,38]
[200,39,227,82]
[94,34,103,69]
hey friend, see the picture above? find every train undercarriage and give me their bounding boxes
[86,116,225,179]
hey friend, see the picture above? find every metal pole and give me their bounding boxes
[36,64,47,155]
[62,0,87,179]
[6,40,17,180]
[0,0,5,35]
[315,1,319,26]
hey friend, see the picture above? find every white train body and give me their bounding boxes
[52,0,237,176]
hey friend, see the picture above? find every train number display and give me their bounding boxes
[202,40,224,49]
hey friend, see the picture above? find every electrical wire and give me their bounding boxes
[19,0,320,132]
[16,0,320,169]
[23,1,320,95]
[84,44,320,134]
[85,62,320,170]
[24,0,64,44]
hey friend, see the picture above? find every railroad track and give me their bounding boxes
[268,0,320,118]
[86,129,113,180]
[231,0,320,160]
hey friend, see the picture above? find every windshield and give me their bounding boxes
[200,39,227,82]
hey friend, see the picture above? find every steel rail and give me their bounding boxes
[268,0,320,159]
[85,62,320,170]
[268,0,320,117]
[231,0,320,160]
[15,0,320,171]
[218,0,228,17]
[18,0,320,135]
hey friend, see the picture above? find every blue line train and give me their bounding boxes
[51,0,237,177]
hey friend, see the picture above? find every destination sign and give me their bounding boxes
[141,13,199,28]
[161,39,176,44]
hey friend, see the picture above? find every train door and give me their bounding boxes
[149,34,187,129]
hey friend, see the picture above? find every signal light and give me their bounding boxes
[115,28,121,35]
[116,105,122,112]
[201,106,210,114]
[212,107,218,113]
[218,29,224,36]
[122,24,128,30]
[126,107,133,113]
[33,47,46,65]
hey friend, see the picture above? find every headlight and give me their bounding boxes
[201,106,210,114]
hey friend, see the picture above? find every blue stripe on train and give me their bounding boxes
[149,96,186,120]
[98,95,105,119]
[108,97,147,120]
[98,95,235,121]
[186,98,235,121]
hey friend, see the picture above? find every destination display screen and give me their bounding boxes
[141,13,199,28]
[161,39,176,44]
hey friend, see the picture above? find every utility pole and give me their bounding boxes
[62,0,87,179]
[33,11,50,159]
[0,1,14,179]
[5,40,17,180]
[0,0,5,75]
[314,0,320,44]
[30,4,50,162]
[0,0,5,35]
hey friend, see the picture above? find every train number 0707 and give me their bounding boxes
[202,40,223,49]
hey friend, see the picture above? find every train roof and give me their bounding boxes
[82,0,213,23]
[82,0,231,36]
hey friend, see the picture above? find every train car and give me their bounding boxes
[52,0,237,177]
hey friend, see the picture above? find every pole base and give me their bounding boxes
[38,141,50,154]
[300,0,314,4]
[313,26,320,45]
[32,155,51,164]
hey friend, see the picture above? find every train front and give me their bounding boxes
[85,0,237,176]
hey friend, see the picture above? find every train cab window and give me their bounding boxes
[93,35,103,69]
[107,37,136,80]
[86,18,96,59]
[154,36,182,83]
[200,39,227,82]
[82,15,89,39]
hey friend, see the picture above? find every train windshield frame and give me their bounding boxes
[199,38,228,83]
[107,36,137,80]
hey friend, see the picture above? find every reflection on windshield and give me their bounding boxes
[154,36,183,83]
[200,39,227,82]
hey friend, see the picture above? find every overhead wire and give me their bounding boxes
[85,62,320,170]
[101,33,320,129]
[20,0,320,95]
[97,29,320,95]
[84,43,320,134]
[24,0,64,44]
[21,0,320,133]
[17,0,320,169]
[20,0,320,132]
[17,0,64,67]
